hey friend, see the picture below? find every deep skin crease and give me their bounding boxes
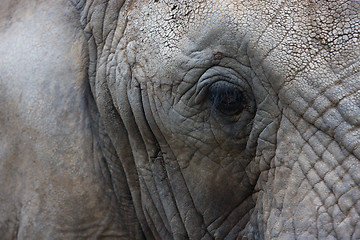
[0,0,359,239]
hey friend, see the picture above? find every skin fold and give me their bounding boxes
[0,0,359,239]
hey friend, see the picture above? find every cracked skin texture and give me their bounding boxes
[0,0,359,239]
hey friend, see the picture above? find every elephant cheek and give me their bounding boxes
[248,108,360,239]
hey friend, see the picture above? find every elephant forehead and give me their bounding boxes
[130,0,358,63]
[128,0,225,58]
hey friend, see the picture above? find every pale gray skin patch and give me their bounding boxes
[0,0,359,239]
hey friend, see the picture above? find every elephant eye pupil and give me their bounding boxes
[208,82,246,116]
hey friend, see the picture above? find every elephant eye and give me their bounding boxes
[207,81,246,116]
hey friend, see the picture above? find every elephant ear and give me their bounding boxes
[73,0,151,238]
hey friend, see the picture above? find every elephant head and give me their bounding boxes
[73,0,360,239]
[1,0,359,239]
[71,0,360,238]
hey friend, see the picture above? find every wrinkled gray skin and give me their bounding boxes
[0,0,359,239]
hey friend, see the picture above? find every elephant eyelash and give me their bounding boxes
[207,81,246,116]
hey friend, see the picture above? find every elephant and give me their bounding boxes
[0,0,359,239]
